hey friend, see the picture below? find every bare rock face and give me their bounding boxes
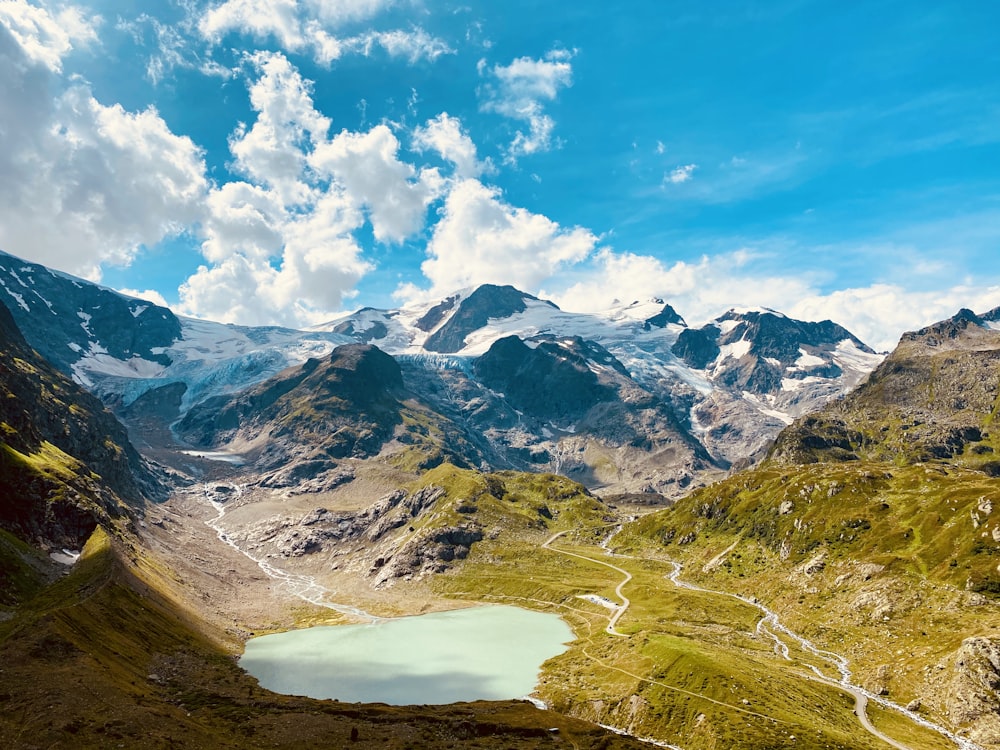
[372,524,485,586]
[946,637,1000,745]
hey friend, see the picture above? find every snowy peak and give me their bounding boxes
[673,309,878,396]
[0,252,181,377]
[423,284,558,353]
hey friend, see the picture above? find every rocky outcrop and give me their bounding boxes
[176,344,406,465]
[473,336,620,423]
[373,524,484,585]
[946,637,1000,745]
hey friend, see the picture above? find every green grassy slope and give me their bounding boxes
[611,311,1000,746]
[0,525,651,750]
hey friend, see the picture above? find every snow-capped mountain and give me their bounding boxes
[0,254,883,496]
[322,285,882,474]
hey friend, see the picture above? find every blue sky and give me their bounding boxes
[1,0,998,349]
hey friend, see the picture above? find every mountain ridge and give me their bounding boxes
[0,251,884,497]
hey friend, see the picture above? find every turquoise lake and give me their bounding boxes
[240,605,573,705]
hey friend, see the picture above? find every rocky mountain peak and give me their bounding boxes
[643,302,686,329]
[0,252,182,377]
[423,284,558,353]
[899,307,996,349]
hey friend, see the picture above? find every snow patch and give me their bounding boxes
[0,279,29,311]
[77,311,93,337]
[31,289,54,312]
[718,338,751,360]
[794,348,827,368]
[742,392,794,424]
[831,339,884,373]
[67,342,82,352]
[780,375,827,394]
[130,305,148,318]
[74,351,165,380]
[50,549,80,565]
[717,319,740,335]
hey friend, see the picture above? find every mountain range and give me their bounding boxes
[0,250,882,499]
[1,249,997,750]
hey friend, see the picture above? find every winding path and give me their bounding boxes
[542,529,981,750]
[543,530,632,636]
[665,560,983,750]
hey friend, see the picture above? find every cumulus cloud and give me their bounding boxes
[412,113,492,179]
[198,0,450,66]
[788,284,1000,352]
[399,178,597,301]
[180,52,445,326]
[552,249,810,323]
[229,51,331,205]
[310,124,443,243]
[179,188,373,326]
[0,9,209,281]
[480,49,574,162]
[0,0,97,72]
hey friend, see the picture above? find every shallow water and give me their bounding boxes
[240,605,573,705]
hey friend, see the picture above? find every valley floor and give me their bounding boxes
[139,468,991,750]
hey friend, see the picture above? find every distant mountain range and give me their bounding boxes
[0,251,882,497]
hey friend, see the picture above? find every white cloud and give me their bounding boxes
[198,0,450,66]
[117,12,235,85]
[412,113,492,179]
[400,178,597,300]
[199,0,304,49]
[180,186,373,326]
[183,53,441,326]
[789,284,1000,352]
[0,0,98,72]
[229,51,330,205]
[480,49,574,162]
[200,181,287,264]
[666,163,697,184]
[354,28,454,64]
[550,247,1000,351]
[0,15,209,281]
[310,124,443,243]
[552,249,807,319]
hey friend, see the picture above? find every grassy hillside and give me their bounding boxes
[610,311,1000,747]
[0,525,651,750]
